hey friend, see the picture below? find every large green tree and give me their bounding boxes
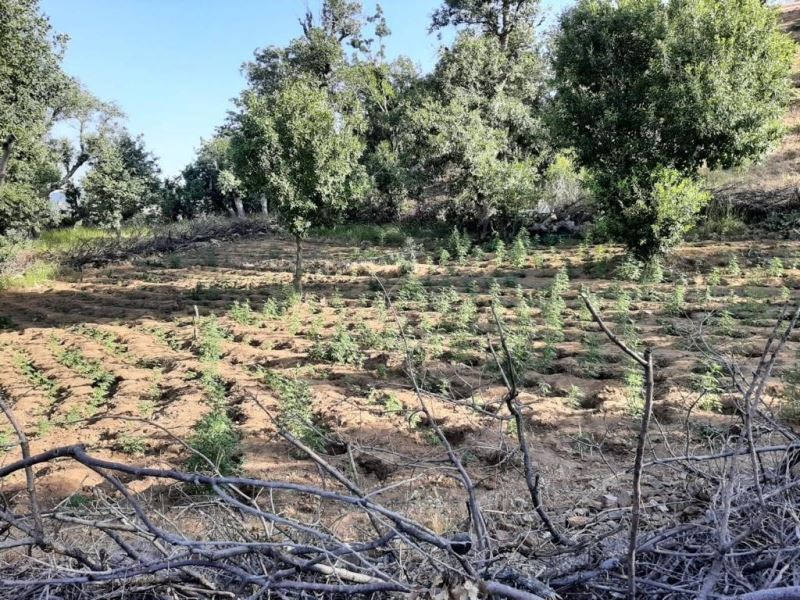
[233,80,367,293]
[400,0,549,233]
[0,0,69,234]
[552,0,795,258]
[80,132,162,229]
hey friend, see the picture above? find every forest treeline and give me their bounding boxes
[1,0,795,262]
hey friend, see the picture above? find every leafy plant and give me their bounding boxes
[309,324,363,366]
[228,298,256,326]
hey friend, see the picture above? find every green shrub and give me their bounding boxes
[606,169,711,260]
[228,298,256,326]
[260,369,325,452]
[197,315,226,362]
[309,325,363,366]
[187,408,241,475]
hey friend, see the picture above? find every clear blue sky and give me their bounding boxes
[41,0,571,177]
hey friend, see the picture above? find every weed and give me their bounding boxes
[187,408,241,475]
[196,315,226,362]
[52,342,117,410]
[445,296,478,332]
[492,235,507,265]
[309,324,363,366]
[74,325,128,357]
[397,276,427,304]
[727,254,741,277]
[666,280,686,315]
[567,385,585,408]
[509,230,529,269]
[260,369,325,452]
[768,257,784,279]
[14,353,61,401]
[448,228,472,264]
[616,255,642,282]
[228,299,256,326]
[116,434,148,456]
[624,363,645,415]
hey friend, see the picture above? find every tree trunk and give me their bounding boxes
[260,195,269,217]
[0,134,18,187]
[233,196,245,219]
[293,235,303,296]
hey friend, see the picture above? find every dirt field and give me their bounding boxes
[1,232,799,537]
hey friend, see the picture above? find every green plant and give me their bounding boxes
[14,353,61,401]
[693,362,723,412]
[228,298,256,326]
[666,280,686,315]
[767,257,784,279]
[718,309,736,337]
[727,254,742,277]
[493,236,506,265]
[52,342,117,410]
[509,230,529,269]
[445,296,478,332]
[448,228,472,264]
[567,385,585,408]
[397,276,427,304]
[74,325,128,357]
[309,324,363,366]
[187,408,241,475]
[116,434,148,456]
[552,0,793,259]
[260,369,325,452]
[196,314,226,362]
[624,363,645,415]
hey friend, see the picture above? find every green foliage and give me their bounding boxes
[693,361,723,412]
[196,315,226,362]
[53,343,116,409]
[187,408,241,475]
[509,230,529,269]
[309,323,363,366]
[228,298,256,326]
[80,132,163,229]
[0,183,56,236]
[14,352,60,400]
[260,369,325,452]
[727,254,742,277]
[605,168,711,260]
[448,228,472,264]
[666,280,686,316]
[552,0,794,258]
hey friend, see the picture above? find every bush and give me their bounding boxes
[187,409,241,475]
[0,183,57,237]
[604,169,710,260]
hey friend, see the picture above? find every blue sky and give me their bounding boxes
[41,0,571,176]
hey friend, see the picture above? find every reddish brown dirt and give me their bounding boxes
[1,234,799,534]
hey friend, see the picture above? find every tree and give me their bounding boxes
[430,0,540,53]
[0,0,69,234]
[399,0,549,233]
[179,137,239,218]
[80,132,162,229]
[552,0,795,259]
[0,0,68,187]
[233,80,367,293]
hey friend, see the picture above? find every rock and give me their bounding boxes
[601,494,619,509]
[355,452,397,481]
[567,515,589,528]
